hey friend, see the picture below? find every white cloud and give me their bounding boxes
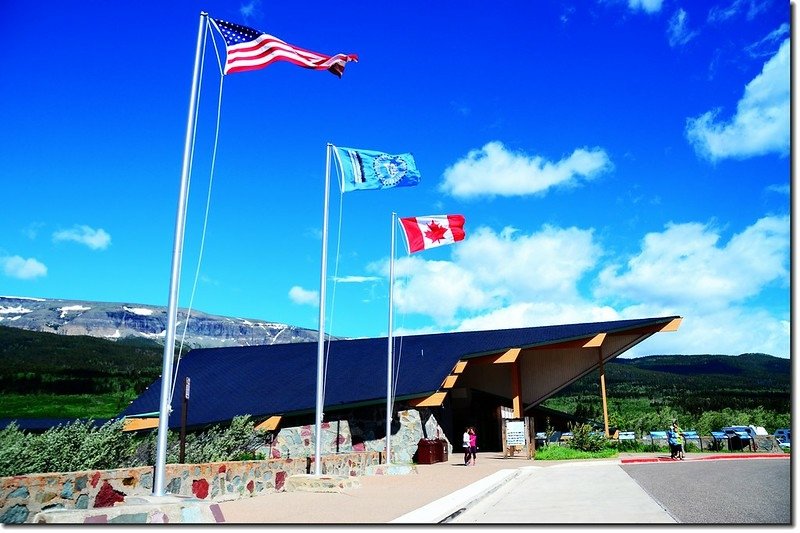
[455,302,620,332]
[239,0,262,21]
[440,142,612,199]
[766,183,789,195]
[614,304,789,358]
[2,256,47,280]
[386,216,789,357]
[334,275,381,283]
[595,215,789,310]
[708,0,769,22]
[52,225,111,250]
[686,38,789,161]
[667,9,699,47]
[289,285,319,306]
[744,23,789,58]
[23,222,45,240]
[628,0,663,13]
[389,225,601,325]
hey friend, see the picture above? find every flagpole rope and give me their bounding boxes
[322,155,346,405]
[169,20,225,403]
[207,21,225,76]
[391,234,408,412]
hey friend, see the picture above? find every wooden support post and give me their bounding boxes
[598,352,610,437]
[511,360,522,419]
[179,377,190,463]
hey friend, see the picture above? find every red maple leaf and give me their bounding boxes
[424,221,448,243]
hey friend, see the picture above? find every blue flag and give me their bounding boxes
[333,146,421,192]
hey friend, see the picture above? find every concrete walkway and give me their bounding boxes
[217,451,787,524]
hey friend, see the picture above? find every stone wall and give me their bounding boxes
[1,408,447,524]
[263,408,450,463]
[0,452,382,524]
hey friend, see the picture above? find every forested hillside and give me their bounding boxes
[0,326,163,418]
[543,353,790,435]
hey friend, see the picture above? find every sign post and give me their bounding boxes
[179,377,190,463]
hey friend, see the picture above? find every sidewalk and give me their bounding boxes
[217,451,788,524]
[219,453,530,523]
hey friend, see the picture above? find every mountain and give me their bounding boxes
[0,295,319,349]
[551,352,790,414]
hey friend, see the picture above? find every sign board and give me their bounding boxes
[500,406,514,419]
[184,377,191,400]
[505,419,526,447]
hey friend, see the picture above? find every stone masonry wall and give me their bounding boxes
[0,452,382,524]
[0,408,447,524]
[262,408,450,463]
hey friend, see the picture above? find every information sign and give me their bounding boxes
[506,419,526,446]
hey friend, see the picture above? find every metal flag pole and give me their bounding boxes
[386,212,396,464]
[153,11,208,497]
[314,143,333,475]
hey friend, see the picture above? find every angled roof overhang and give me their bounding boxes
[120,316,682,429]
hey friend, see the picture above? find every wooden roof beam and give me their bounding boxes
[583,333,606,348]
[255,415,282,431]
[441,374,459,389]
[409,391,447,407]
[122,417,159,432]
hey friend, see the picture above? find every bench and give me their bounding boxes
[682,430,701,451]
[648,431,667,445]
[730,430,754,451]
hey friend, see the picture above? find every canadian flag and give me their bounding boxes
[399,215,466,253]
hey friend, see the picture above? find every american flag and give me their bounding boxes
[211,18,358,77]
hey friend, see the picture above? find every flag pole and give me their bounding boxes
[386,212,396,464]
[153,11,207,497]
[314,143,333,476]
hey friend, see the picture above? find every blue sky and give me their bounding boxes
[1,0,791,357]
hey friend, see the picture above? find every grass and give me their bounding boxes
[0,392,137,419]
[534,445,619,460]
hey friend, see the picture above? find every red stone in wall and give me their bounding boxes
[275,471,286,491]
[94,481,125,508]
[90,471,101,488]
[246,480,254,493]
[218,465,227,474]
[192,478,209,499]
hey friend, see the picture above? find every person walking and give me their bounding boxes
[462,427,471,466]
[673,420,685,460]
[468,427,478,466]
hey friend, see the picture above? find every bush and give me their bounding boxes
[0,415,267,476]
[0,419,134,477]
[567,423,606,452]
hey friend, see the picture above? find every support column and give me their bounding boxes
[598,351,610,437]
[511,360,522,418]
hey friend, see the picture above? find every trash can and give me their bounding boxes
[416,439,438,464]
[436,439,449,462]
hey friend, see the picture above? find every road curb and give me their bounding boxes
[621,453,788,464]
[389,468,521,524]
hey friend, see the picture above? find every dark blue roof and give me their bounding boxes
[121,316,678,428]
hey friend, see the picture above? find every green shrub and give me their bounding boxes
[0,415,267,476]
[567,423,606,452]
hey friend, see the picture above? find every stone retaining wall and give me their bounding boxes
[1,408,448,524]
[0,451,382,524]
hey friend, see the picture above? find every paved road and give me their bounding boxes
[451,458,789,524]
[623,459,790,524]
